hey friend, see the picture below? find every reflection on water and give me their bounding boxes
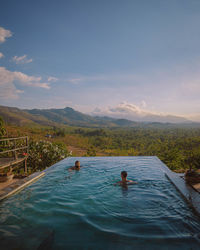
[0,156,200,250]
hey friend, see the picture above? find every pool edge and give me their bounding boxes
[0,172,45,202]
[156,156,200,216]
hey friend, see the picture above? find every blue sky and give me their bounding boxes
[0,0,200,121]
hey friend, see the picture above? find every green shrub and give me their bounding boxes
[28,140,69,172]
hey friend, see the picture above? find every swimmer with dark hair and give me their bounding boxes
[114,171,137,185]
[68,161,81,171]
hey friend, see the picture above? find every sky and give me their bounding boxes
[0,0,200,121]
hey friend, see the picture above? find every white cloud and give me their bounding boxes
[66,69,200,115]
[0,82,19,99]
[67,78,82,84]
[92,102,159,118]
[186,114,200,122]
[92,102,189,123]
[0,52,4,58]
[13,71,50,89]
[48,76,58,82]
[0,67,50,99]
[109,102,157,117]
[12,55,33,64]
[16,89,25,94]
[0,27,12,43]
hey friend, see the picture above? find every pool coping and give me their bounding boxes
[0,171,45,201]
[0,158,68,202]
[156,157,200,216]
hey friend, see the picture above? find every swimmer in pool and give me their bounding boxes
[115,171,137,185]
[68,160,81,171]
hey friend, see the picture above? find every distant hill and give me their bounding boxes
[0,105,138,127]
[0,106,57,126]
[0,105,200,128]
[26,107,141,127]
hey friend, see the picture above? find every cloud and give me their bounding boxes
[0,82,19,99]
[66,69,200,116]
[66,75,108,84]
[186,114,200,122]
[12,55,33,64]
[0,52,4,58]
[48,76,58,82]
[0,67,50,99]
[0,27,12,43]
[67,78,82,84]
[91,102,189,123]
[16,89,24,94]
[92,102,159,118]
[108,102,155,117]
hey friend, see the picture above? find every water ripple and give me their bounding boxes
[0,157,200,249]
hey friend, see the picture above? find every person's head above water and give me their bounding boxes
[114,171,137,185]
[75,160,80,169]
[121,171,127,180]
[114,170,137,185]
[68,160,81,171]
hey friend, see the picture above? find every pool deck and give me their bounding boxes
[0,171,45,201]
[157,157,200,216]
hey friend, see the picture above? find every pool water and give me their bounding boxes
[0,157,200,250]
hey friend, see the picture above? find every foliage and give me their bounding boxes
[86,146,96,156]
[5,123,200,172]
[28,140,69,173]
[53,127,66,137]
[72,127,200,171]
[184,150,200,171]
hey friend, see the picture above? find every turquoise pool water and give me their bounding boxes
[0,157,200,249]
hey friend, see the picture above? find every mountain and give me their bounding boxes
[0,105,199,128]
[0,105,138,127]
[0,106,54,126]
[26,107,141,127]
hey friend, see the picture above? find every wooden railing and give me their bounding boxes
[0,137,29,173]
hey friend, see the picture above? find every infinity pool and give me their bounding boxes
[0,157,200,249]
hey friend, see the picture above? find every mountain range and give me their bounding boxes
[0,105,199,128]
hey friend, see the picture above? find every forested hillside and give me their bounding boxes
[4,123,200,173]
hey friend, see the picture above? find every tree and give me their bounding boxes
[185,150,200,171]
[86,146,96,156]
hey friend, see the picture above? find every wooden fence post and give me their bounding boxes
[14,139,17,160]
[0,137,29,176]
[24,158,27,174]
[26,137,28,154]
[25,137,28,174]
